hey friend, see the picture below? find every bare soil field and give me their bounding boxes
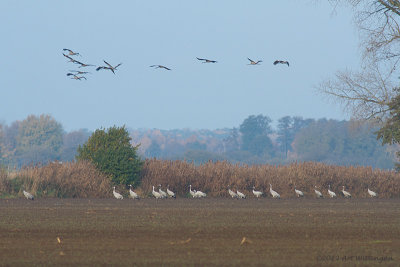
[0,198,399,266]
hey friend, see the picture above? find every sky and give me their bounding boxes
[0,1,360,131]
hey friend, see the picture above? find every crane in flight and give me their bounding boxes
[150,65,171,70]
[196,57,217,63]
[63,48,81,56]
[96,60,122,74]
[273,60,289,66]
[73,59,95,68]
[247,58,262,65]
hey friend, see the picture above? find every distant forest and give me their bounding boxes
[0,114,396,169]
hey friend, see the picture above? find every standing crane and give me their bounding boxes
[166,185,176,198]
[328,185,337,198]
[113,186,123,200]
[252,186,263,198]
[194,189,207,198]
[129,185,140,199]
[236,190,246,199]
[152,186,162,199]
[158,184,168,199]
[189,185,196,198]
[269,184,281,199]
[368,188,377,197]
[341,186,352,198]
[314,186,323,198]
[294,186,304,197]
[23,190,34,200]
[228,186,238,198]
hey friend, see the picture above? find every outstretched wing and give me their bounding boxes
[103,60,113,68]
[73,59,84,65]
[63,54,75,61]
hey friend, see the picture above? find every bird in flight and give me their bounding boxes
[196,57,217,63]
[69,75,87,80]
[63,53,80,63]
[63,48,81,56]
[273,60,289,66]
[96,60,122,74]
[68,70,91,75]
[72,59,95,68]
[150,65,171,70]
[247,58,262,65]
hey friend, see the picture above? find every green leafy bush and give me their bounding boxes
[76,126,143,185]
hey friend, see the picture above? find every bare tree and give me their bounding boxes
[317,55,397,121]
[319,0,400,122]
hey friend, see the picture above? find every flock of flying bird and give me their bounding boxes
[108,183,378,200]
[62,48,290,80]
[63,48,122,80]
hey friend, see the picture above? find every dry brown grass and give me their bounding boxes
[1,159,399,198]
[140,159,400,198]
[0,161,111,198]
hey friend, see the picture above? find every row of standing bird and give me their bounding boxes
[110,184,378,200]
[19,184,377,200]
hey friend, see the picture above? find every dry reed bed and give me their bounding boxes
[1,159,399,198]
[140,159,400,198]
[0,161,111,198]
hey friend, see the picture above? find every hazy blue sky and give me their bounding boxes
[1,1,359,131]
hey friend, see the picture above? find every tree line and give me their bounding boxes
[0,114,395,170]
[139,115,394,169]
[0,115,90,168]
